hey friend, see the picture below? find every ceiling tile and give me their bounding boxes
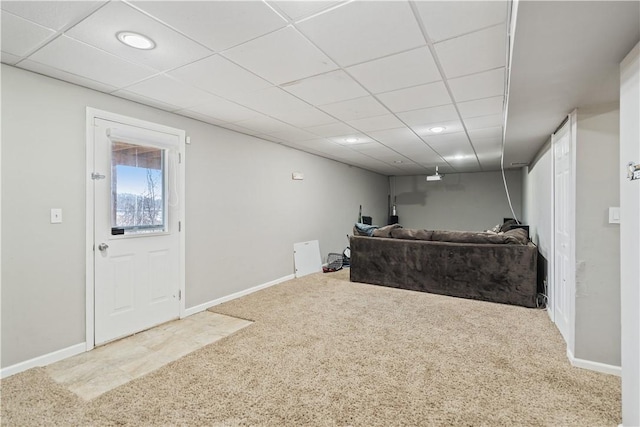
[270,1,343,21]
[414,1,508,42]
[1,52,21,65]
[28,35,156,87]
[130,1,287,52]
[297,1,425,66]
[377,81,451,113]
[305,122,358,137]
[457,96,503,118]
[390,143,441,163]
[329,134,376,146]
[223,26,337,85]
[471,136,502,152]
[228,86,329,125]
[65,1,212,72]
[346,47,441,94]
[233,115,294,134]
[124,75,219,109]
[422,132,474,156]
[19,59,118,93]
[448,68,505,102]
[319,96,388,121]
[266,126,318,142]
[434,24,506,79]
[448,159,482,172]
[475,142,502,162]
[217,122,262,136]
[291,138,344,155]
[113,89,182,112]
[479,158,503,171]
[177,110,228,127]
[347,114,405,133]
[464,113,503,130]
[1,1,105,31]
[1,12,55,56]
[228,86,306,114]
[282,70,367,105]
[350,142,402,159]
[169,55,271,98]
[182,96,260,123]
[412,120,465,137]
[272,104,335,128]
[396,104,459,127]
[468,126,503,141]
[367,127,424,146]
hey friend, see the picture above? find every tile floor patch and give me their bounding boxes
[45,312,252,401]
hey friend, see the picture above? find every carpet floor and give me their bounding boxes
[1,270,620,426]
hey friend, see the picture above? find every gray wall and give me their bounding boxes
[522,102,621,368]
[1,65,388,368]
[574,103,621,366]
[391,170,522,231]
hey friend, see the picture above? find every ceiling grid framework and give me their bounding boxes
[2,0,514,175]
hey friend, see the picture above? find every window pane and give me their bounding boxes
[111,141,166,234]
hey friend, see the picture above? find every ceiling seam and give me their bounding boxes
[408,0,490,173]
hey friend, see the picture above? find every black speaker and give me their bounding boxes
[388,215,399,225]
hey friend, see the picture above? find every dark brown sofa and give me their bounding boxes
[349,228,538,308]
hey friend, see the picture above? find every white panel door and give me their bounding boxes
[553,121,573,343]
[93,117,183,345]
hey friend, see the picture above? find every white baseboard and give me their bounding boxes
[183,274,295,317]
[567,348,621,376]
[1,342,86,379]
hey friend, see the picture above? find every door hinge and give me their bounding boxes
[91,172,106,180]
[178,290,182,301]
[178,153,182,164]
[178,221,181,232]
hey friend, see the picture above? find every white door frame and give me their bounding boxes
[85,107,186,351]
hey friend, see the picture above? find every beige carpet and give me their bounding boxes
[1,270,620,426]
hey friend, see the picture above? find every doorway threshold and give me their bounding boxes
[46,312,252,401]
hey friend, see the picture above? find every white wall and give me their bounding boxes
[574,103,621,367]
[619,41,640,427]
[0,65,388,368]
[521,139,553,302]
[521,139,553,271]
[391,170,522,231]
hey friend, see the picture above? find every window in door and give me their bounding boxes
[111,141,167,235]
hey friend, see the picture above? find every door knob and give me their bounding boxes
[98,243,109,252]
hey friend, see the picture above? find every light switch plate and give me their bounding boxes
[51,208,62,224]
[292,172,304,180]
[608,207,620,224]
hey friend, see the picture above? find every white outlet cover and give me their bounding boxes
[608,207,620,224]
[51,208,62,223]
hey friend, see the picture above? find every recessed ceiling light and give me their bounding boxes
[394,160,403,164]
[453,155,465,160]
[345,137,359,143]
[429,126,445,133]
[117,31,155,50]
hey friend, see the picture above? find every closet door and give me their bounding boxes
[552,114,576,349]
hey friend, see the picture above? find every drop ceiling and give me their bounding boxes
[1,1,638,176]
